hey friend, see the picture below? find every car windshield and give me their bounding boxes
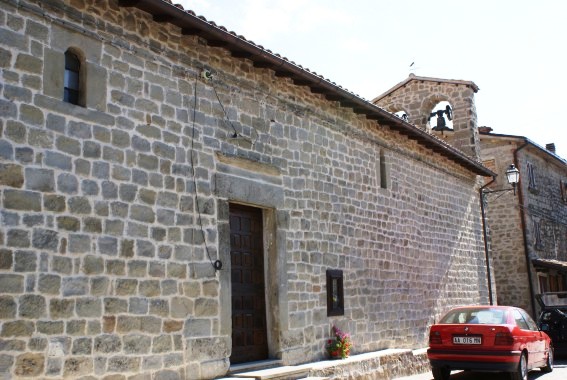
[439,308,507,325]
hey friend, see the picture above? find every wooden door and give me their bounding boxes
[230,204,268,363]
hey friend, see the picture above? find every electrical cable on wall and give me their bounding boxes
[205,70,259,147]
[190,71,222,272]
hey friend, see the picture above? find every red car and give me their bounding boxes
[427,305,553,380]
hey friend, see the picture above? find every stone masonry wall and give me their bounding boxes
[516,147,567,263]
[1,0,490,378]
[478,139,531,311]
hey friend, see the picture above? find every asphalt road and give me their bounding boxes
[394,358,567,380]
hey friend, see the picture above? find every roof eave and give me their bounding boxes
[118,0,493,177]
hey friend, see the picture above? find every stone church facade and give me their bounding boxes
[0,0,494,378]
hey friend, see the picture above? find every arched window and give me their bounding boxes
[64,50,81,105]
[394,110,409,122]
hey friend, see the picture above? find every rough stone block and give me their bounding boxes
[140,316,161,334]
[87,320,100,335]
[28,337,48,351]
[15,147,33,164]
[130,205,155,223]
[98,236,118,256]
[19,294,46,319]
[7,229,30,248]
[45,151,72,171]
[51,256,73,274]
[82,180,100,195]
[44,194,66,212]
[136,240,155,257]
[194,298,217,317]
[14,251,37,272]
[83,255,104,275]
[57,216,80,231]
[149,299,169,317]
[45,357,62,376]
[0,274,24,293]
[50,299,74,319]
[0,139,14,160]
[0,296,17,319]
[68,234,90,253]
[37,321,64,335]
[123,334,151,354]
[105,259,125,276]
[152,335,172,353]
[139,280,160,297]
[14,353,44,377]
[57,173,79,194]
[94,334,121,353]
[167,263,187,279]
[0,249,13,269]
[3,189,41,211]
[72,337,92,355]
[68,196,92,214]
[102,316,116,334]
[32,229,58,251]
[115,279,137,296]
[76,298,102,318]
[62,277,88,296]
[129,298,149,314]
[66,320,86,336]
[0,163,24,188]
[1,320,34,337]
[38,274,61,294]
[107,356,140,373]
[91,276,109,295]
[63,357,93,377]
[170,297,193,319]
[128,260,147,277]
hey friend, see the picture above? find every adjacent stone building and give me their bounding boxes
[478,129,567,316]
[0,0,494,378]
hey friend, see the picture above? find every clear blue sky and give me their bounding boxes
[178,0,567,160]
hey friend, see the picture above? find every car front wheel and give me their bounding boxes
[431,367,450,380]
[510,352,527,380]
[541,347,553,373]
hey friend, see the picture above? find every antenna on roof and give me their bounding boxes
[409,61,419,74]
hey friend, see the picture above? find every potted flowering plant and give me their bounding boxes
[325,325,352,359]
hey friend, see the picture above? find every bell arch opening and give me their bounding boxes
[427,100,453,132]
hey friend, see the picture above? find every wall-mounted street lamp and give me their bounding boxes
[480,164,520,305]
[505,164,520,195]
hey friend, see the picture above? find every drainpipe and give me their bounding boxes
[513,141,536,317]
[480,176,496,305]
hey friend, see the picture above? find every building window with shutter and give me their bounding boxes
[527,162,537,191]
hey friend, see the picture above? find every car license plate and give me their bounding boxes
[453,336,482,345]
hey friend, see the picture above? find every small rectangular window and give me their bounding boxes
[326,269,344,317]
[375,150,388,190]
[64,50,81,105]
